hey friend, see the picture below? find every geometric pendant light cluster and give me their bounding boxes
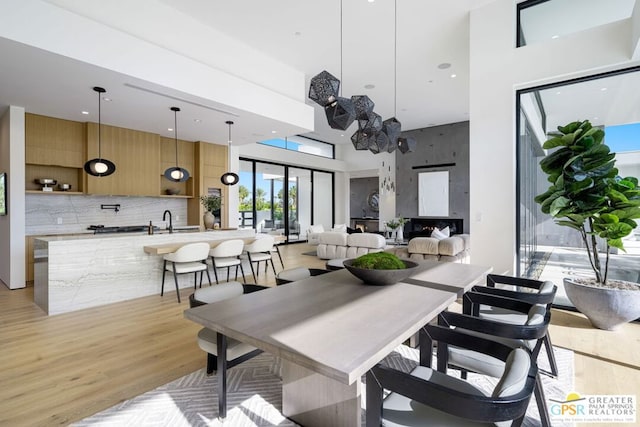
[163,106,190,182]
[84,86,116,177]
[308,0,415,155]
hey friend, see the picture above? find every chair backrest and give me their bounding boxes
[210,239,244,258]
[165,242,210,263]
[245,235,274,252]
[193,281,244,304]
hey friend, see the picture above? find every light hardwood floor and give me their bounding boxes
[0,243,638,427]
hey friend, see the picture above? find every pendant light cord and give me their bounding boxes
[97,89,102,160]
[174,109,179,168]
[394,0,397,118]
[340,0,343,97]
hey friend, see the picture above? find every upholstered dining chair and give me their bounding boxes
[438,293,554,427]
[208,239,245,284]
[466,274,559,377]
[241,235,277,284]
[188,282,265,419]
[366,323,537,427]
[161,242,212,303]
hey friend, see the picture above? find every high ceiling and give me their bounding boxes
[0,0,494,146]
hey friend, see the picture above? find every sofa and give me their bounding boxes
[316,231,386,259]
[387,234,471,263]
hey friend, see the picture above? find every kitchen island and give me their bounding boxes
[34,229,255,315]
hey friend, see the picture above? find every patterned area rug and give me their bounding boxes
[73,345,573,427]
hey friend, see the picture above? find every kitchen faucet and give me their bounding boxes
[162,210,173,233]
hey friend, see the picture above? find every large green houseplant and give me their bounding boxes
[535,119,640,329]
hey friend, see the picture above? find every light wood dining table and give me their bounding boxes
[184,261,491,426]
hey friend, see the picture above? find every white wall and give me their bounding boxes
[0,106,26,289]
[470,0,640,275]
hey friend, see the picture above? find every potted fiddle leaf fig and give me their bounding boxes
[535,119,640,330]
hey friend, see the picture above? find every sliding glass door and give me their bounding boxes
[239,158,334,243]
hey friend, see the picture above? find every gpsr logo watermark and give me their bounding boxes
[550,392,636,423]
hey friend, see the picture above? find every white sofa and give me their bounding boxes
[387,234,471,263]
[316,232,386,259]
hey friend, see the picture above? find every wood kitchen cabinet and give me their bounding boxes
[160,136,194,197]
[188,142,229,227]
[84,123,161,196]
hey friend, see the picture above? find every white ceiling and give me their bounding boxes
[0,0,636,148]
[0,0,493,146]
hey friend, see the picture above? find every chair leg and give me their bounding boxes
[161,260,167,296]
[194,272,198,289]
[172,264,181,303]
[211,257,219,284]
[543,333,558,377]
[239,261,247,284]
[247,253,257,284]
[535,372,552,427]
[269,258,277,276]
[206,352,217,375]
[227,266,230,282]
[217,333,228,419]
[235,265,239,281]
[205,268,212,287]
[275,245,284,269]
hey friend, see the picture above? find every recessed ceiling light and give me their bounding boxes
[193,118,201,123]
[81,111,89,115]
[271,130,277,134]
[340,134,345,137]
[364,84,375,89]
[168,128,173,132]
[593,117,599,120]
[368,0,375,3]
[450,74,457,78]
[556,91,561,95]
[102,97,112,102]
[551,35,559,39]
[600,87,608,91]
[437,63,451,69]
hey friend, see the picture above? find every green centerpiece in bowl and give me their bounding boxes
[343,252,420,286]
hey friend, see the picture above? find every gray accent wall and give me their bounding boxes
[395,121,470,233]
[350,177,379,219]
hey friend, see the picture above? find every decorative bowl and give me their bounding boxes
[36,178,56,185]
[343,258,421,286]
[58,183,72,191]
[165,188,181,195]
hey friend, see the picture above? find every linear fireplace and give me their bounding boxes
[406,218,464,239]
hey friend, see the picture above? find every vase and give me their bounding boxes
[563,277,640,330]
[203,211,215,230]
[395,227,404,243]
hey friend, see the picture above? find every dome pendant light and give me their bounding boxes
[220,120,239,186]
[84,86,116,177]
[163,107,190,182]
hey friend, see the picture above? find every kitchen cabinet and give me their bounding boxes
[188,142,229,227]
[84,123,161,196]
[160,136,194,197]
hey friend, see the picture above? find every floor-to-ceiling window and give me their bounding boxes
[516,66,640,308]
[239,158,334,243]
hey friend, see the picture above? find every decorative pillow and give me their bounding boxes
[431,228,447,240]
[440,226,450,237]
[331,223,347,233]
[308,224,324,234]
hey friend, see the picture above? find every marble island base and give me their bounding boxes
[34,229,256,315]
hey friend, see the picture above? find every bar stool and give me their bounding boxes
[209,239,245,284]
[241,235,277,284]
[161,242,212,303]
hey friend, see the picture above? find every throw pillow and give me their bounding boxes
[331,223,347,233]
[431,228,447,240]
[441,226,450,237]
[308,224,324,233]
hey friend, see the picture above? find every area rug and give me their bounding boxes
[73,345,573,427]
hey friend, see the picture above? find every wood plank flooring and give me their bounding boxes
[0,243,637,427]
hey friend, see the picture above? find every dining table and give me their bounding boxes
[184,260,492,426]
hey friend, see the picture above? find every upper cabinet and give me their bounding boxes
[84,123,161,196]
[26,114,85,167]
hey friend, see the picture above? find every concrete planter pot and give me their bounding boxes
[563,278,640,331]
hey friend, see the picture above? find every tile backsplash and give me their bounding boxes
[26,194,188,235]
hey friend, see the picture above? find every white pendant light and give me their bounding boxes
[84,86,116,177]
[163,106,190,182]
[220,120,239,186]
